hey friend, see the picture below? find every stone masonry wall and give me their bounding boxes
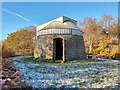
[34,34,86,60]
[65,35,86,60]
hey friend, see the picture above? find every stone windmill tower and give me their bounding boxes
[34,16,86,62]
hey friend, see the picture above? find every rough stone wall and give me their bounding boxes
[65,35,86,60]
[34,35,53,59]
[34,34,86,60]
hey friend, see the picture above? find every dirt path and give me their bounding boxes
[1,58,31,90]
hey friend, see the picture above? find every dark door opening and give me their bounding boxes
[53,38,63,60]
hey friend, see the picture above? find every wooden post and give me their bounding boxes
[53,39,55,62]
[61,39,65,63]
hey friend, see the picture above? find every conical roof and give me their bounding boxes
[37,16,80,31]
[41,21,79,30]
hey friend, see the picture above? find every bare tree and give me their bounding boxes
[79,17,101,54]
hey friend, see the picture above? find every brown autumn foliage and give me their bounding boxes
[2,15,120,59]
[2,26,36,58]
[78,15,119,59]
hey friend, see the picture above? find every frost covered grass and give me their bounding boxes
[17,56,105,65]
[11,56,119,89]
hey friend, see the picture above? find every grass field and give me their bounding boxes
[11,56,119,89]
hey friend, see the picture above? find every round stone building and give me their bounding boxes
[34,16,86,62]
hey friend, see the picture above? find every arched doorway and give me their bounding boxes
[53,38,63,60]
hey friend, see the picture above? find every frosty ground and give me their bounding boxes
[11,56,119,89]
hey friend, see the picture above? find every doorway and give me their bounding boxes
[53,38,63,60]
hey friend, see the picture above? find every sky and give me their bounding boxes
[2,2,118,40]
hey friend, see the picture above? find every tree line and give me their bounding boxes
[78,15,119,59]
[2,26,35,58]
[2,15,120,59]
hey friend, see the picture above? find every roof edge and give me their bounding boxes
[36,16,77,31]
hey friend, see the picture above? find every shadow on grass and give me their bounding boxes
[18,56,105,65]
